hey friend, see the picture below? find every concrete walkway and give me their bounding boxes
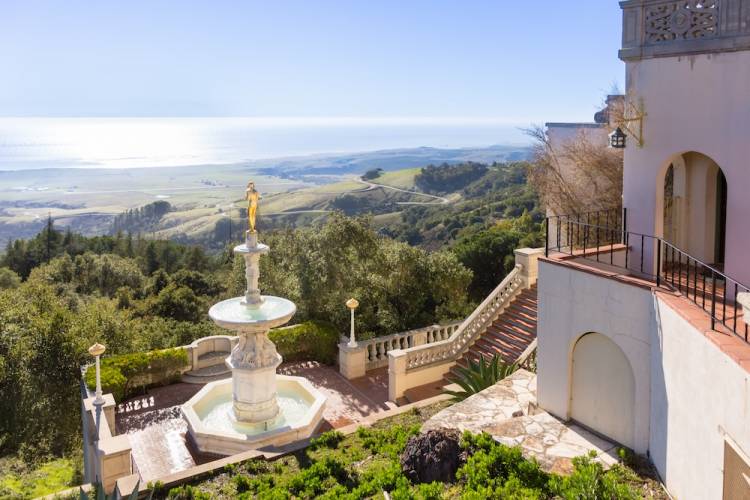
[422,369,620,475]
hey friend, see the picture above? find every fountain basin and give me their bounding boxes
[208,296,296,333]
[182,376,326,455]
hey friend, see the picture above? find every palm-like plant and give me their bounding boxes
[444,354,518,402]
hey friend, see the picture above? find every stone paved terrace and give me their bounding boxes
[423,369,619,474]
[116,361,395,481]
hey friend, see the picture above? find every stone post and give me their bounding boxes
[388,349,407,402]
[514,247,545,287]
[411,327,430,347]
[338,342,367,380]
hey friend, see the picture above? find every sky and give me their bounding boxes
[0,0,625,123]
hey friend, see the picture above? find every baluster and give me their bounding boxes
[376,342,383,361]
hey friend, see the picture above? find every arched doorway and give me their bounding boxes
[658,152,727,267]
[570,333,635,448]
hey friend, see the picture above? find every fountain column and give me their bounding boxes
[222,230,282,424]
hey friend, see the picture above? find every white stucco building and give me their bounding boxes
[536,1,750,498]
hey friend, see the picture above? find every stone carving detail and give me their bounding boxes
[645,1,718,43]
[231,334,279,369]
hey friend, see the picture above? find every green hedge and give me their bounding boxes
[85,348,189,401]
[269,321,340,365]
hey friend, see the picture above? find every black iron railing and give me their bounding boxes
[545,207,626,260]
[545,209,750,343]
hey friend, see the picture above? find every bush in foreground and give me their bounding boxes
[161,410,652,500]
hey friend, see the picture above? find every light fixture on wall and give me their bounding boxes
[609,98,646,149]
[609,127,627,149]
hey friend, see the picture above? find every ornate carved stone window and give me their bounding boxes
[645,1,718,44]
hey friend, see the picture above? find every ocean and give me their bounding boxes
[0,117,531,171]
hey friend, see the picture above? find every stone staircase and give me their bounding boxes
[446,284,537,382]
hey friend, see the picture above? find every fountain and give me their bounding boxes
[182,182,326,455]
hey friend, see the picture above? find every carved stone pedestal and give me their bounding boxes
[226,331,283,423]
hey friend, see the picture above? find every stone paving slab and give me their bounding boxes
[423,369,618,474]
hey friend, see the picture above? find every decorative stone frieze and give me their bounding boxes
[620,0,750,61]
[645,1,718,44]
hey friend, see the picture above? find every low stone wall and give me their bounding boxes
[82,393,136,494]
[185,335,238,371]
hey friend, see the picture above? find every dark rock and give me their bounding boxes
[400,429,465,484]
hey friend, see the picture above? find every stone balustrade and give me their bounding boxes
[387,247,544,401]
[402,265,524,371]
[338,322,461,380]
[620,0,750,61]
[362,323,461,370]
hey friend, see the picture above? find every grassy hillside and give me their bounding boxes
[371,167,421,189]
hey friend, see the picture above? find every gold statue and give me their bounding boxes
[245,181,260,233]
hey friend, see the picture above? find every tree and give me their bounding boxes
[148,284,203,323]
[451,222,526,300]
[525,125,623,216]
[0,267,21,289]
[233,213,472,337]
[144,241,159,275]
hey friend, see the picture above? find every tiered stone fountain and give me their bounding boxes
[182,222,326,455]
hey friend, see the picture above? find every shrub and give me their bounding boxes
[85,347,189,400]
[310,430,345,449]
[166,484,211,500]
[458,432,549,497]
[269,321,339,364]
[549,453,640,500]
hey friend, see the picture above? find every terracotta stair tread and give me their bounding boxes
[490,317,535,334]
[444,283,538,385]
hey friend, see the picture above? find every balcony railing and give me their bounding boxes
[620,0,750,61]
[545,209,750,344]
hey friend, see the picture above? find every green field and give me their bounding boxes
[372,167,421,189]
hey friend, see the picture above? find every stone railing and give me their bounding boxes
[362,322,462,371]
[386,247,544,401]
[338,322,461,379]
[402,265,524,371]
[620,0,750,61]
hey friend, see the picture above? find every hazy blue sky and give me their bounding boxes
[0,1,624,122]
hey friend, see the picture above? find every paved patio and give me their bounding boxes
[423,369,620,475]
[116,361,394,481]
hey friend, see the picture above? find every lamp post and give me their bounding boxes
[87,342,106,486]
[346,298,359,348]
[88,343,106,405]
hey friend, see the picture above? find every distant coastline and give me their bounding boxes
[0,117,532,171]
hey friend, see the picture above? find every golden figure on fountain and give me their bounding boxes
[246,181,260,233]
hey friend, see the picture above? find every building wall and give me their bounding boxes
[536,260,654,453]
[651,295,750,500]
[537,257,750,498]
[623,50,750,284]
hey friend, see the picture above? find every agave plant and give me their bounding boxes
[444,354,518,402]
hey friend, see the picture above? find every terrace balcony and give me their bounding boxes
[543,208,750,370]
